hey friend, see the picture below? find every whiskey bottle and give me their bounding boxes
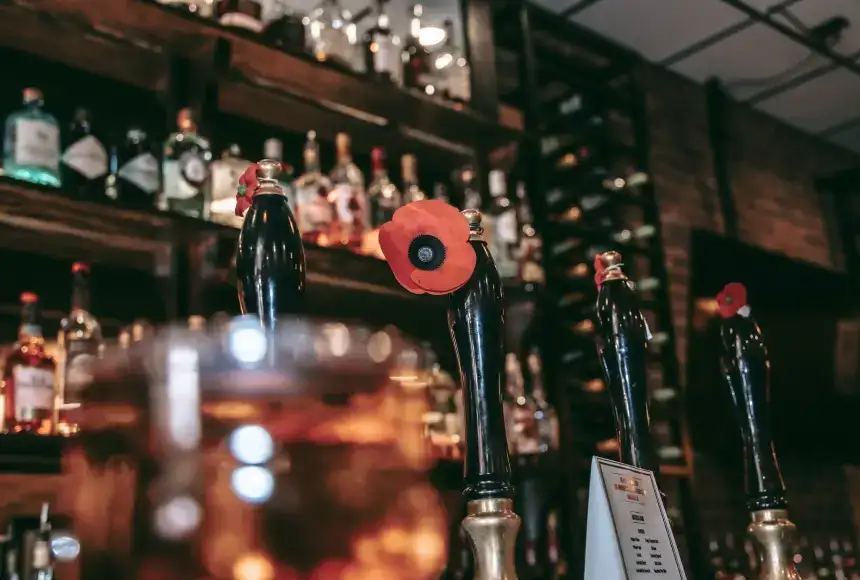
[402,4,433,92]
[435,19,471,104]
[160,108,213,219]
[57,263,101,435]
[60,108,108,201]
[111,127,159,209]
[209,144,250,227]
[401,154,426,203]
[0,293,56,434]
[218,0,264,32]
[2,88,61,188]
[366,147,401,228]
[362,0,399,82]
[308,0,357,71]
[293,131,333,244]
[328,133,366,248]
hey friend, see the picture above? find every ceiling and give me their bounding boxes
[532,0,860,154]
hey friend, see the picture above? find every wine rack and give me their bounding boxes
[494,0,697,573]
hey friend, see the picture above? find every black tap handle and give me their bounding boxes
[236,159,306,327]
[718,299,787,511]
[594,251,661,476]
[449,209,514,501]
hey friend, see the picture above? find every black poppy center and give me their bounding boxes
[408,235,446,271]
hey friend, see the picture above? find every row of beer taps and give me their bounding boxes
[234,160,801,579]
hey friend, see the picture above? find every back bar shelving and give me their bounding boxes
[493,1,697,574]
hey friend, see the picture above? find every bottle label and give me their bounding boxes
[13,365,54,418]
[210,159,246,205]
[65,345,97,402]
[332,183,357,224]
[62,135,108,180]
[14,118,60,171]
[118,153,159,194]
[372,33,396,74]
[495,209,519,244]
[163,152,209,200]
[446,63,471,101]
[297,184,332,231]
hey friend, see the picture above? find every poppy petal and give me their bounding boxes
[411,243,476,294]
[716,282,748,318]
[379,220,425,295]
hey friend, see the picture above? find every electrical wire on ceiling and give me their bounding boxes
[721,7,847,93]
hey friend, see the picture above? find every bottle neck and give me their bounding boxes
[19,304,41,341]
[304,147,320,173]
[72,273,91,312]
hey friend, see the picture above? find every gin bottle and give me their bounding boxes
[328,132,365,248]
[401,154,426,203]
[0,293,56,434]
[160,108,213,219]
[293,131,333,244]
[2,88,61,187]
[61,108,108,201]
[111,127,160,209]
[366,147,400,228]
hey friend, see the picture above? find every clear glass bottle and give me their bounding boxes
[61,108,109,201]
[160,108,213,219]
[307,0,357,71]
[209,143,250,227]
[58,262,101,436]
[294,131,333,245]
[3,88,61,188]
[401,154,426,204]
[111,127,160,210]
[483,169,518,279]
[366,147,400,228]
[362,0,399,82]
[401,4,433,93]
[434,19,471,104]
[0,293,56,435]
[328,132,366,249]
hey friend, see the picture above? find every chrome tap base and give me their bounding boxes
[748,509,802,580]
[462,498,520,580]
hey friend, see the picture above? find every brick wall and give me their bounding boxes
[643,64,858,384]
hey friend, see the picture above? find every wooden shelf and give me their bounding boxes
[2,0,522,163]
[0,434,64,475]
[0,178,414,300]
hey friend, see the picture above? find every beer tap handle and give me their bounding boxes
[593,251,660,476]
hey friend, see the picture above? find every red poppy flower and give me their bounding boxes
[716,282,748,319]
[235,163,260,217]
[378,200,476,295]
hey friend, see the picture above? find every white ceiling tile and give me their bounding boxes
[669,23,815,99]
[756,67,860,132]
[828,124,860,154]
[772,0,860,57]
[568,0,747,61]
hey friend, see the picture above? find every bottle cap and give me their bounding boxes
[226,144,242,157]
[461,209,483,239]
[372,147,385,164]
[23,87,43,102]
[489,170,506,197]
[72,262,89,274]
[264,138,282,160]
[335,132,350,152]
[177,108,196,131]
[127,127,147,142]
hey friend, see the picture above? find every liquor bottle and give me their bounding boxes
[263,137,295,213]
[0,293,56,434]
[433,182,450,203]
[401,154,426,204]
[160,108,213,219]
[435,19,471,104]
[308,0,357,70]
[528,350,559,453]
[504,353,540,456]
[293,131,333,244]
[483,170,518,280]
[401,4,433,93]
[593,251,661,474]
[30,505,52,580]
[2,88,61,187]
[366,147,401,228]
[210,144,251,227]
[57,262,101,435]
[218,0,263,32]
[458,167,482,210]
[515,183,544,289]
[262,0,306,52]
[60,108,108,201]
[362,0,398,82]
[110,127,159,209]
[328,132,366,248]
[236,160,306,326]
